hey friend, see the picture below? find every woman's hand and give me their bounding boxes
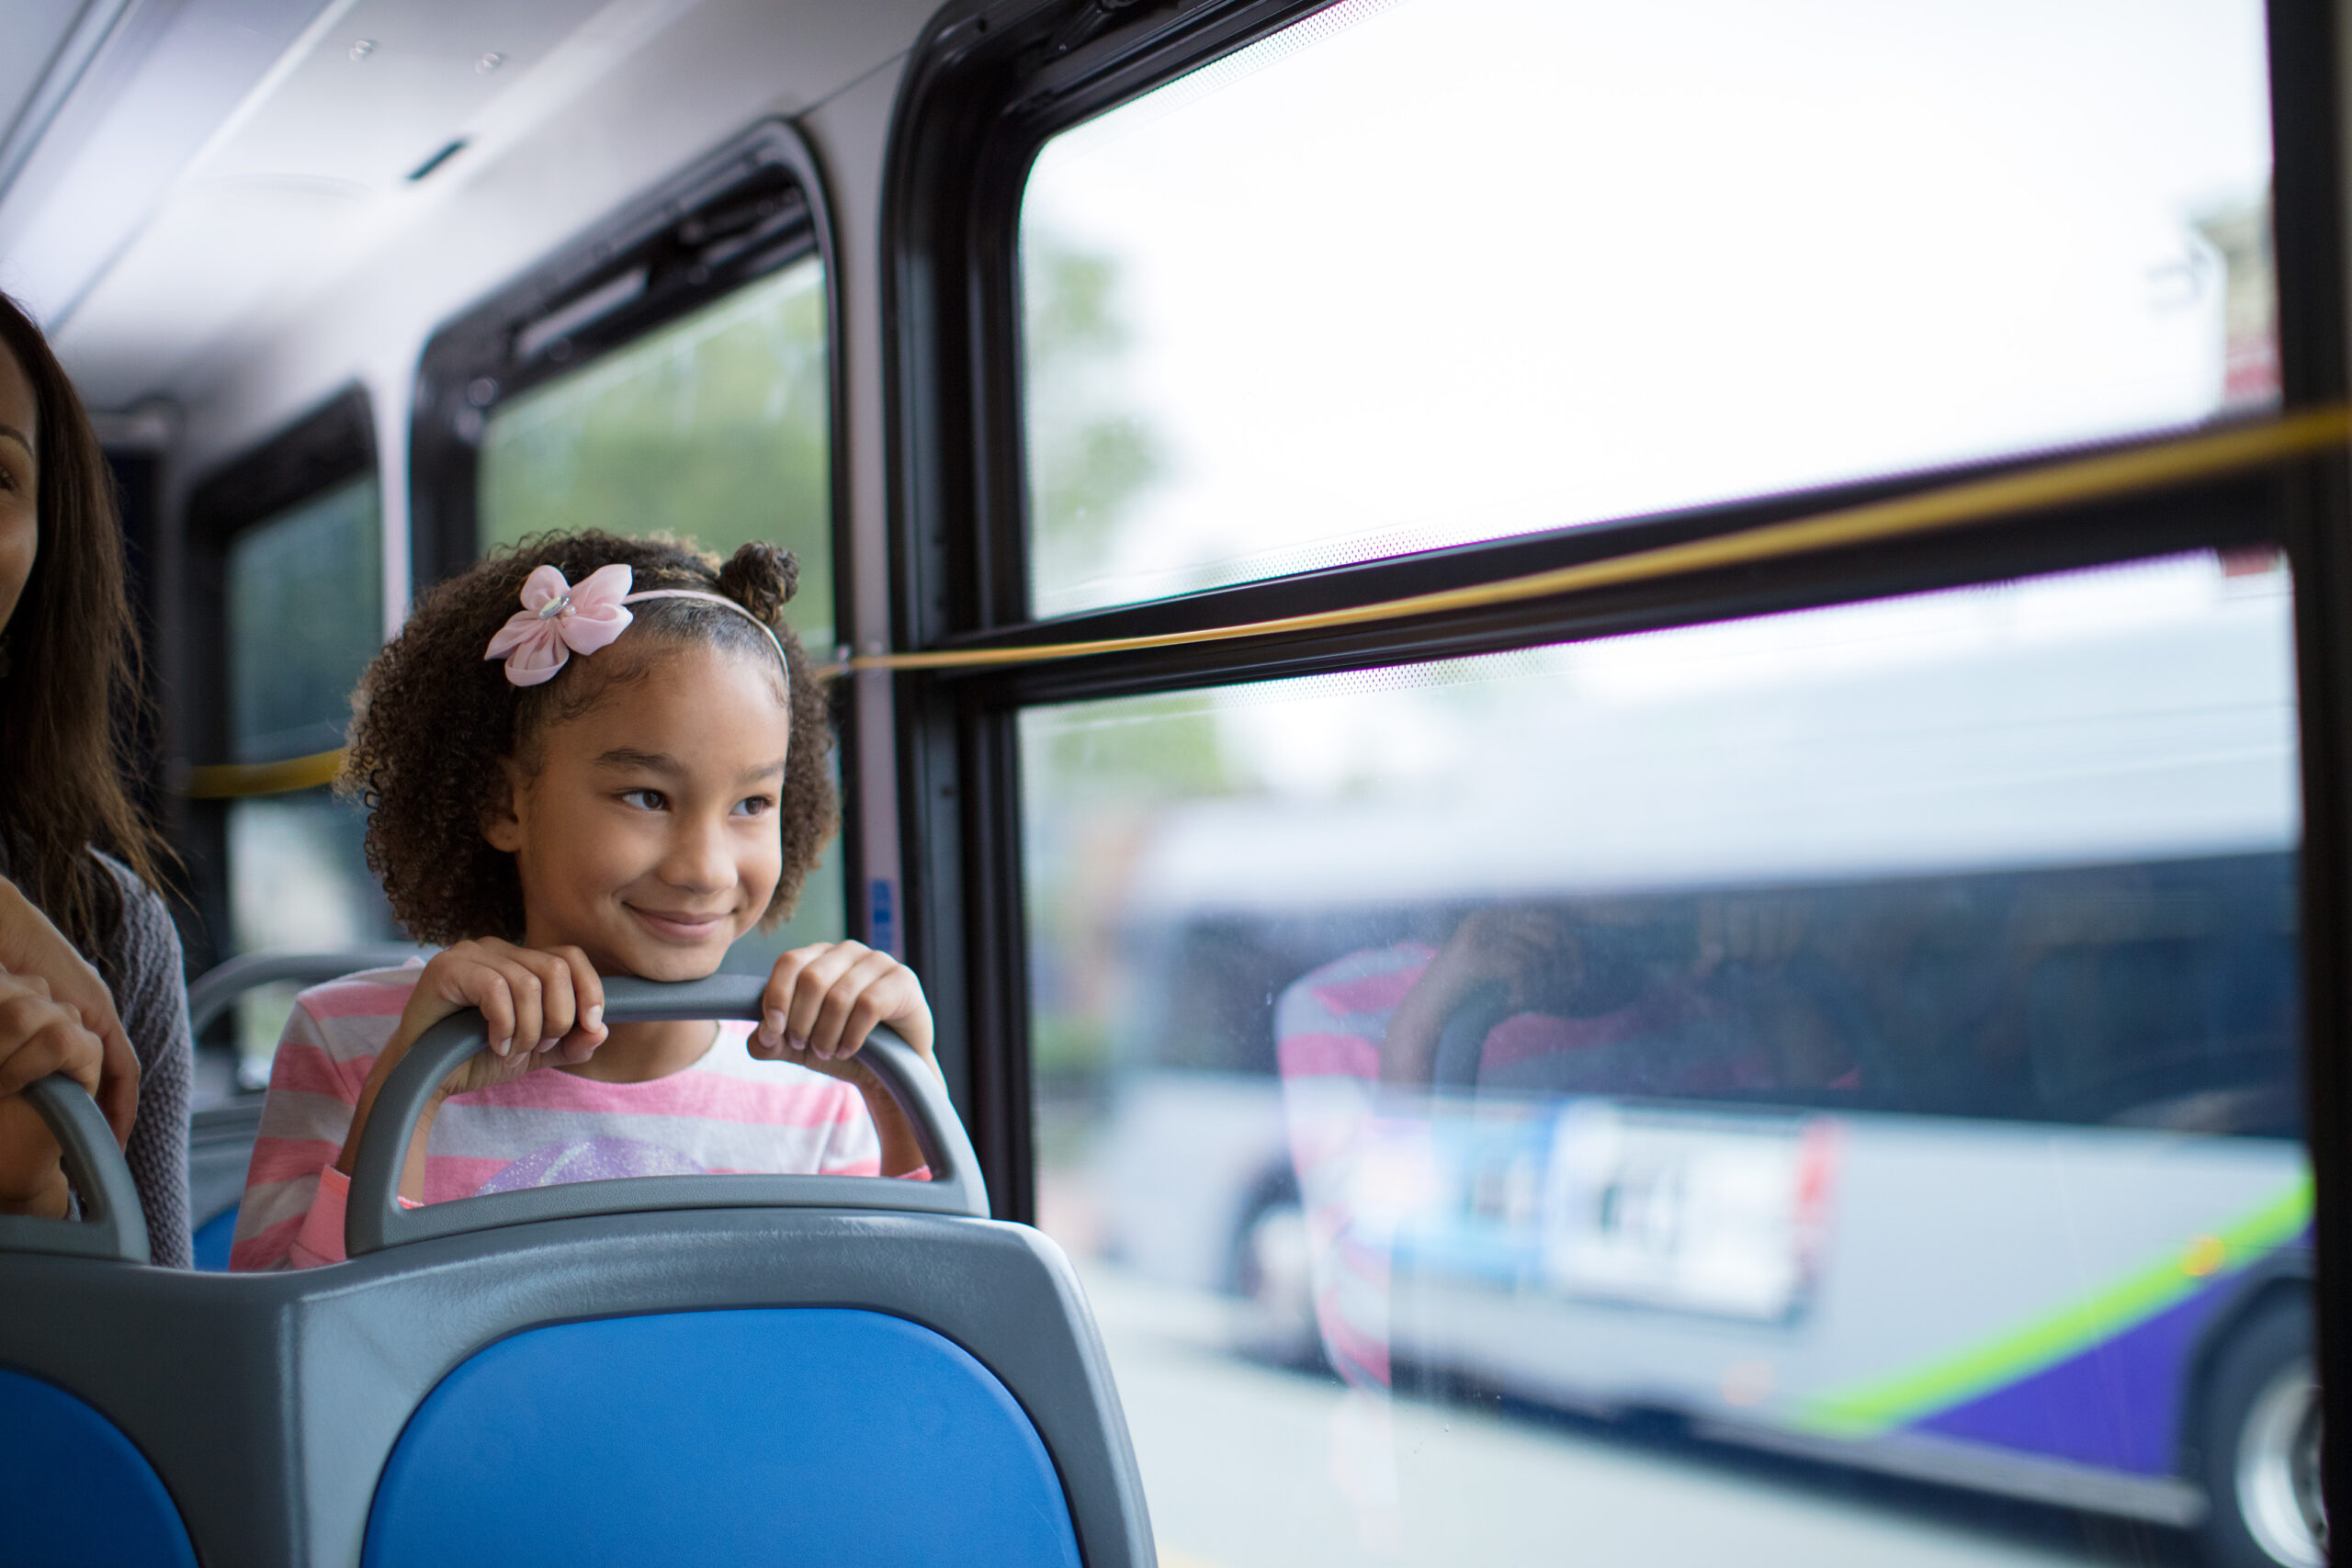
[0,967,108,1215]
[334,940,609,1193]
[0,876,138,1146]
[751,942,937,1177]
[0,1093,68,1216]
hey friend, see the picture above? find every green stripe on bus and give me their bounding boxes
[1800,1174,2312,1438]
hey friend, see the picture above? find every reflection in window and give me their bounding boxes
[1023,552,2314,1565]
[1020,0,2277,617]
[477,257,842,961]
[227,476,381,762]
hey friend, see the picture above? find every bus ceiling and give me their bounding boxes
[0,0,933,414]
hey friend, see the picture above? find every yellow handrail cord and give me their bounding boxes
[844,404,2352,672]
[184,404,2350,799]
[182,749,346,801]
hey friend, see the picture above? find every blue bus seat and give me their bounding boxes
[366,1309,1078,1566]
[190,1203,239,1270]
[0,1078,198,1568]
[0,1366,198,1568]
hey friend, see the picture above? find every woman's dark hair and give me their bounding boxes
[342,530,835,944]
[0,291,168,962]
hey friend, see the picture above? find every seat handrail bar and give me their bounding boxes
[186,946,435,1037]
[0,1076,151,1263]
[346,974,989,1257]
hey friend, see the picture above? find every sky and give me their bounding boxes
[1022,0,2278,618]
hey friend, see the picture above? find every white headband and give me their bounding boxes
[483,563,788,688]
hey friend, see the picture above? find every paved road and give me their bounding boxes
[1076,1265,2189,1568]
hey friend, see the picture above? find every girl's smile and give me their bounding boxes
[483,642,792,982]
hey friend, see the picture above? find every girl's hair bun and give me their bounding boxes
[717,540,798,624]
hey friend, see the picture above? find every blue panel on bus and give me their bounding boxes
[363,1307,1080,1568]
[1911,1265,2245,1474]
[0,1367,198,1568]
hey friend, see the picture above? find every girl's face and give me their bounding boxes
[0,342,37,636]
[484,641,792,980]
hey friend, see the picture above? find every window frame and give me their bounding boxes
[178,387,379,977]
[887,0,2352,1517]
[405,113,870,965]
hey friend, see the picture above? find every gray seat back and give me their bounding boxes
[0,978,1156,1567]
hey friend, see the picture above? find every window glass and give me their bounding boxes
[478,256,842,962]
[1020,0,2278,618]
[221,476,395,1089]
[226,475,381,762]
[225,788,398,1091]
[1024,551,2317,1565]
[479,257,833,651]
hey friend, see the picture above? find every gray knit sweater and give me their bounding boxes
[6,852,193,1269]
[92,852,193,1269]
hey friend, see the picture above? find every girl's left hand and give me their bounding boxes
[751,941,935,1080]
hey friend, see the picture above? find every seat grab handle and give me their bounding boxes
[346,974,990,1258]
[0,1075,152,1264]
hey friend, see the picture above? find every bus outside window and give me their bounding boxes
[474,256,844,964]
[1010,3,2311,1559]
[1024,549,2313,1567]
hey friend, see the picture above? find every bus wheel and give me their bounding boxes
[2199,1300,2324,1568]
[1230,1196,1323,1371]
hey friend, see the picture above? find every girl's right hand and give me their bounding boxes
[334,940,608,1189]
[390,939,609,1099]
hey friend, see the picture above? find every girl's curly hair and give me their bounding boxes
[340,530,835,944]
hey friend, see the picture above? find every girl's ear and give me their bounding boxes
[480,756,526,852]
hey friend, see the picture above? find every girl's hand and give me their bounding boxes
[0,968,107,1216]
[0,878,139,1146]
[750,940,935,1077]
[334,940,608,1192]
[392,939,610,1099]
[752,942,937,1179]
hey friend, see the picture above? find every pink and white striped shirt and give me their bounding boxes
[231,964,890,1271]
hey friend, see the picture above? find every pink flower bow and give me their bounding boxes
[484,564,636,686]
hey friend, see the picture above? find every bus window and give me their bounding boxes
[227,476,380,764]
[1019,0,2277,618]
[472,255,842,963]
[1023,549,2314,1565]
[220,473,397,1088]
[476,256,831,650]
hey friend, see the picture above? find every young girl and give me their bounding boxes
[231,531,931,1271]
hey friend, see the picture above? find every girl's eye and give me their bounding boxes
[733,795,775,817]
[621,789,667,811]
